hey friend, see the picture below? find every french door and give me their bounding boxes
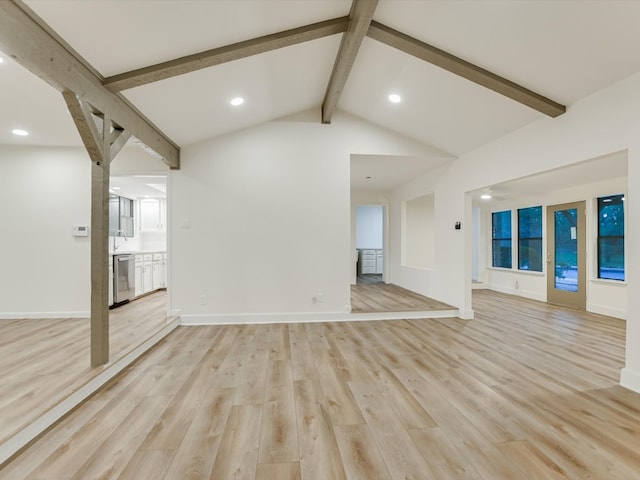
[546,201,586,309]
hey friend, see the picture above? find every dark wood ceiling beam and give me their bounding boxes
[322,0,378,124]
[0,0,180,168]
[103,16,350,92]
[367,21,566,118]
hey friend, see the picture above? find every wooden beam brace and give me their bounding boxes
[367,21,565,117]
[62,92,135,366]
[103,16,350,92]
[0,0,180,168]
[62,91,104,164]
[110,127,132,160]
[322,0,378,124]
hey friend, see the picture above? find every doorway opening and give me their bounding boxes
[355,205,385,285]
[109,173,170,327]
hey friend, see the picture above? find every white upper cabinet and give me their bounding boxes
[139,198,166,232]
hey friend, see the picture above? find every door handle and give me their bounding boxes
[546,253,552,264]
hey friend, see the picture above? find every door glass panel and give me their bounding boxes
[554,208,578,291]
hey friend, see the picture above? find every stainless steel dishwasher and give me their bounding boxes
[113,254,135,306]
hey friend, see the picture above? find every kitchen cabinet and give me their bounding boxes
[142,254,153,294]
[134,252,166,297]
[134,255,144,297]
[152,253,165,290]
[376,250,384,274]
[358,249,383,275]
[358,249,377,274]
[139,198,166,232]
[108,256,113,306]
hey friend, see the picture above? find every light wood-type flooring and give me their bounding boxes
[351,282,455,313]
[3,289,640,479]
[356,273,383,285]
[0,291,170,448]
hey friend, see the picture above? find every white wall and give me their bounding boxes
[355,205,383,249]
[171,112,441,322]
[389,164,447,305]
[0,145,91,317]
[389,71,640,392]
[403,193,435,269]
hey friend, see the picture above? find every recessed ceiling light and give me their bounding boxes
[0,57,4,64]
[230,97,244,106]
[12,129,29,136]
[388,93,402,104]
[480,194,492,200]
[112,186,121,190]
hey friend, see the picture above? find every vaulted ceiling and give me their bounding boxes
[2,0,640,169]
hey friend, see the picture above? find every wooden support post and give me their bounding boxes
[90,151,111,366]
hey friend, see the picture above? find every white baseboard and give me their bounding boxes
[180,308,461,325]
[0,318,180,466]
[620,367,640,394]
[489,285,545,302]
[458,309,474,320]
[587,303,626,320]
[0,311,90,320]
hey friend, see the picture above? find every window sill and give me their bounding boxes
[487,267,544,277]
[590,278,626,287]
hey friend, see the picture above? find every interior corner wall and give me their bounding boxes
[0,145,91,317]
[171,113,430,323]
[388,71,640,391]
[388,166,443,305]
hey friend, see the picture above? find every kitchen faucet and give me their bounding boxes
[113,229,128,251]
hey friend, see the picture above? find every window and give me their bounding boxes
[597,194,625,280]
[492,210,512,268]
[518,206,543,271]
[109,194,134,237]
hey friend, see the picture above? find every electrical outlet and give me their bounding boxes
[515,280,519,290]
[199,294,207,305]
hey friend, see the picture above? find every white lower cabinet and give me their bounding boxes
[134,256,144,297]
[134,251,166,297]
[143,254,153,294]
[108,256,114,306]
[358,249,384,275]
[152,253,164,290]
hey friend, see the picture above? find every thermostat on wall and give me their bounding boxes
[72,224,89,237]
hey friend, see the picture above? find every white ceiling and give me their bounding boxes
[471,151,628,206]
[3,1,640,191]
[110,175,167,200]
[351,154,448,191]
